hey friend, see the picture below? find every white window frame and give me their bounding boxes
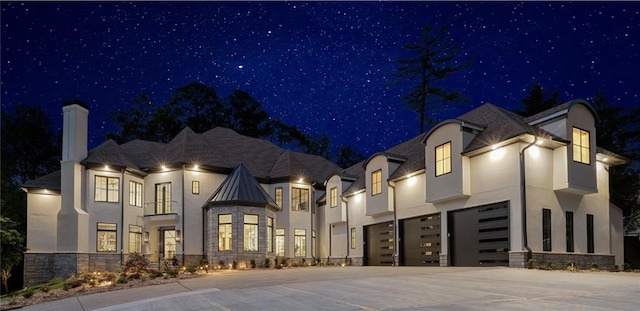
[95,176,119,203]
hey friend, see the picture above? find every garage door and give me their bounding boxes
[449,202,509,266]
[364,221,394,266]
[400,213,441,266]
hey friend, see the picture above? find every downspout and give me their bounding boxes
[341,195,349,263]
[388,180,399,266]
[181,164,186,267]
[311,182,316,262]
[520,137,537,264]
[120,168,125,265]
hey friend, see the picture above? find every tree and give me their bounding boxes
[107,93,156,143]
[394,24,470,133]
[334,145,365,168]
[227,90,273,138]
[591,91,640,231]
[1,217,26,294]
[299,134,332,160]
[516,83,560,116]
[169,82,229,133]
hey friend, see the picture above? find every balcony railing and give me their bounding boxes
[144,201,180,216]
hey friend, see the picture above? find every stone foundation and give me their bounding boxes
[439,254,448,267]
[509,251,615,269]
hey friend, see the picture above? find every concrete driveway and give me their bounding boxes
[19,266,640,310]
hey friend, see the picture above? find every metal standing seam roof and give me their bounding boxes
[205,163,279,209]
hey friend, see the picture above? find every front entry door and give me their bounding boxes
[159,228,176,260]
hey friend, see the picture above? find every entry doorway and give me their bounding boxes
[159,227,177,260]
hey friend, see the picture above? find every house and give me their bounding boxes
[22,101,340,285]
[22,99,626,285]
[320,99,626,269]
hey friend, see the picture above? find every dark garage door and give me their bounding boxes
[364,221,394,266]
[400,213,441,266]
[449,202,509,266]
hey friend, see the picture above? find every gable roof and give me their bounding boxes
[22,170,62,191]
[206,164,279,209]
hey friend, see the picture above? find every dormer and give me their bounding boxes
[363,153,405,216]
[423,120,481,203]
[324,173,356,224]
[527,99,598,194]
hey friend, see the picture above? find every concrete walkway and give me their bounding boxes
[19,267,640,310]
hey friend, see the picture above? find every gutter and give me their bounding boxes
[388,180,399,266]
[341,195,350,262]
[181,165,186,267]
[121,168,125,265]
[519,136,537,264]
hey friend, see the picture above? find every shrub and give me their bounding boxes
[116,275,128,284]
[21,288,35,299]
[124,253,150,276]
[526,259,537,269]
[232,261,237,269]
[545,262,555,270]
[566,261,578,272]
[41,285,50,293]
[590,263,600,271]
[264,258,271,268]
[63,274,83,290]
[250,259,256,269]
[186,266,197,274]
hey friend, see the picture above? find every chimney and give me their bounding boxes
[57,100,90,253]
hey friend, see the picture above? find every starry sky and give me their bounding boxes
[2,2,639,157]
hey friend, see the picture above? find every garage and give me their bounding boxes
[448,202,509,266]
[363,221,394,266]
[400,213,441,266]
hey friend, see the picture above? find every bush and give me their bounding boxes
[125,253,150,276]
[116,275,128,284]
[21,288,35,299]
[590,263,600,271]
[264,258,271,268]
[63,274,83,290]
[232,261,237,269]
[41,285,50,293]
[545,262,555,270]
[250,259,256,269]
[566,261,578,272]
[186,266,197,274]
[526,259,537,269]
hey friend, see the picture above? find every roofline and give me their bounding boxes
[388,169,425,183]
[421,119,484,144]
[362,152,407,168]
[528,99,600,126]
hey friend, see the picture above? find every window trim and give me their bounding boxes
[291,187,309,211]
[192,180,200,195]
[129,224,142,254]
[435,141,452,177]
[129,180,142,207]
[267,217,274,253]
[275,187,283,208]
[542,208,552,251]
[97,222,117,252]
[218,214,233,251]
[566,211,574,253]
[275,228,285,257]
[572,127,591,165]
[587,214,595,254]
[294,228,306,257]
[95,175,120,203]
[371,170,382,196]
[330,187,338,208]
[351,227,356,249]
[243,214,259,252]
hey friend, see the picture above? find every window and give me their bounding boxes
[542,209,551,251]
[218,214,232,251]
[97,223,117,252]
[587,214,594,253]
[371,170,382,195]
[435,142,452,176]
[351,227,356,249]
[566,211,574,253]
[312,230,316,258]
[275,187,283,207]
[276,228,285,257]
[192,181,200,194]
[129,225,142,253]
[294,229,306,257]
[572,127,590,164]
[330,187,338,208]
[95,176,119,202]
[155,183,171,214]
[244,214,259,252]
[291,187,309,211]
[129,181,142,207]
[267,217,274,252]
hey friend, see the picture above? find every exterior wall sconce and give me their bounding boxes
[176,230,181,242]
[144,231,149,243]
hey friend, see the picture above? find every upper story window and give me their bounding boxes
[155,183,172,214]
[129,181,142,207]
[330,187,338,208]
[192,181,200,194]
[572,127,590,164]
[95,176,119,203]
[291,187,309,211]
[275,187,283,207]
[371,170,382,195]
[435,142,452,176]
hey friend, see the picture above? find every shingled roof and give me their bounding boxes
[22,170,62,190]
[205,164,279,209]
[24,126,341,190]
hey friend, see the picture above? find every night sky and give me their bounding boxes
[2,2,639,157]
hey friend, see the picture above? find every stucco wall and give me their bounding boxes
[26,192,60,252]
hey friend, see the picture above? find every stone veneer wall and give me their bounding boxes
[205,205,277,269]
[509,251,615,269]
[25,253,132,286]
